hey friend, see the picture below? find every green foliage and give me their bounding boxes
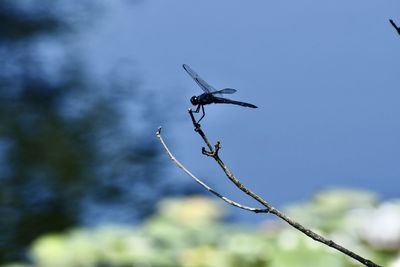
[4,190,399,267]
[0,1,182,263]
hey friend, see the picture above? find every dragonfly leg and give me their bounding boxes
[193,105,201,113]
[197,105,206,123]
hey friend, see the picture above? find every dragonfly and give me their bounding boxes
[183,64,257,123]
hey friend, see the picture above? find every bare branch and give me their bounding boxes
[156,109,382,267]
[156,127,268,213]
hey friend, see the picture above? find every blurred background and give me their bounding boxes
[0,1,399,266]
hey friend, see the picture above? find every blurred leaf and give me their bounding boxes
[3,191,397,267]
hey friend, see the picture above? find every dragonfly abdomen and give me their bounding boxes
[213,97,258,108]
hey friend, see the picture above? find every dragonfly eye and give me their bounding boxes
[190,96,198,105]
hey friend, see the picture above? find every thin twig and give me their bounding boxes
[156,127,268,213]
[389,19,400,35]
[183,109,382,267]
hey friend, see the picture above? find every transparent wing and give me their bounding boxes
[210,88,237,95]
[183,64,216,93]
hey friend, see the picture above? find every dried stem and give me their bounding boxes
[156,109,382,267]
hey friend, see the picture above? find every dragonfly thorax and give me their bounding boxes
[190,96,199,105]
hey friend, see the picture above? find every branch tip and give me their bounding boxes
[389,19,400,35]
[156,127,162,136]
[214,141,221,154]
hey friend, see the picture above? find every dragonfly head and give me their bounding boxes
[190,96,199,105]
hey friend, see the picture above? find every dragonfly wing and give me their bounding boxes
[183,64,216,93]
[210,88,237,95]
[213,97,258,108]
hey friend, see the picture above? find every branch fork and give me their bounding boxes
[202,141,220,157]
